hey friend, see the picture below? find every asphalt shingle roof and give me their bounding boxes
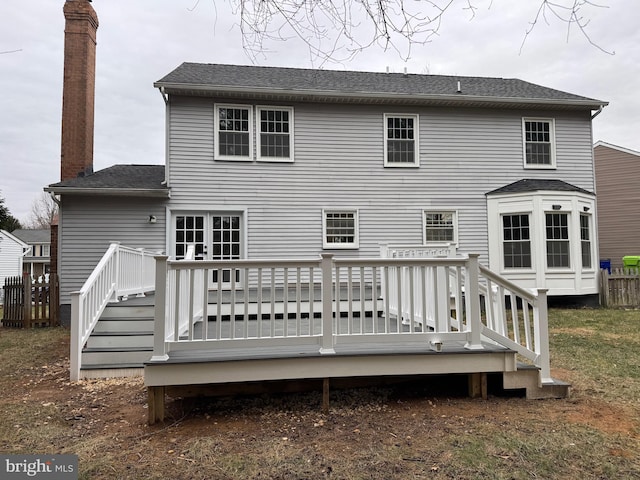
[47,165,167,193]
[156,63,605,107]
[12,229,51,244]
[487,179,594,196]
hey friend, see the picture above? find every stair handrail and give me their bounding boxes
[478,264,551,384]
[70,242,158,381]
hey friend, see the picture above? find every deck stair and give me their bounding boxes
[79,295,155,379]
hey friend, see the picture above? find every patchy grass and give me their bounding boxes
[0,310,639,479]
[549,308,640,403]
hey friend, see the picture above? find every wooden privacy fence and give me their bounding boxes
[600,268,640,308]
[2,275,59,328]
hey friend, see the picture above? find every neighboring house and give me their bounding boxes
[0,230,30,304]
[12,229,51,279]
[594,141,640,268]
[48,63,606,312]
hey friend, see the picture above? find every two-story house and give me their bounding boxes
[47,3,606,407]
[49,63,606,316]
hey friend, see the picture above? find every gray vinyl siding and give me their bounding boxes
[58,196,168,304]
[167,96,595,265]
[595,145,640,267]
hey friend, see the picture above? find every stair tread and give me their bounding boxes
[80,363,145,370]
[83,346,153,352]
[90,331,153,336]
[97,317,154,321]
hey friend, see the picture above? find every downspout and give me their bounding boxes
[158,86,168,105]
[49,192,61,206]
[591,105,604,120]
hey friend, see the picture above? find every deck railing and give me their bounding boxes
[70,243,157,381]
[151,250,551,383]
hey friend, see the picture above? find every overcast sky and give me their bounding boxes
[0,1,638,224]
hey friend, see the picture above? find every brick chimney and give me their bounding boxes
[60,0,98,180]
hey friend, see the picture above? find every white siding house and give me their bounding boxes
[0,230,30,304]
[47,64,608,313]
[46,64,607,390]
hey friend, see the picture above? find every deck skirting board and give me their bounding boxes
[144,349,516,387]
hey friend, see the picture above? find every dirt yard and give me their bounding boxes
[1,325,639,479]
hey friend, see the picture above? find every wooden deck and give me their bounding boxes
[145,332,517,424]
[70,245,568,423]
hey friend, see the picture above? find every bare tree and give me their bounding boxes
[206,0,612,64]
[26,193,58,229]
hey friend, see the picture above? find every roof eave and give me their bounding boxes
[44,187,170,198]
[154,82,607,110]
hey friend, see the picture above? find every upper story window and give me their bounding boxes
[323,209,359,249]
[502,214,532,269]
[523,118,556,168]
[546,212,570,268]
[257,107,294,162]
[384,114,419,167]
[424,211,457,244]
[215,105,252,160]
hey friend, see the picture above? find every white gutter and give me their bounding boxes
[43,187,171,198]
[154,82,608,109]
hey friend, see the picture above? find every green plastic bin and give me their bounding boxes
[622,256,640,268]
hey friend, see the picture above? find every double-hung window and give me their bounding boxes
[502,214,532,268]
[424,211,456,244]
[257,107,293,162]
[546,212,570,268]
[215,105,252,160]
[384,114,419,166]
[323,210,359,249]
[580,213,592,269]
[523,118,556,168]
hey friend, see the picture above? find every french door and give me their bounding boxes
[173,212,243,288]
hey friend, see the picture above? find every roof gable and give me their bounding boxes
[594,141,640,157]
[0,229,30,249]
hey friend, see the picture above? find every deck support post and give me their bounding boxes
[69,291,82,381]
[468,373,487,399]
[322,378,330,414]
[534,289,552,384]
[319,254,335,354]
[151,256,169,362]
[148,386,166,425]
[465,254,484,350]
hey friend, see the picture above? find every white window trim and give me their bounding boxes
[384,113,420,167]
[256,106,294,163]
[322,209,359,249]
[522,117,556,169]
[545,211,572,270]
[500,212,534,270]
[579,212,594,271]
[422,210,458,246]
[214,103,254,161]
